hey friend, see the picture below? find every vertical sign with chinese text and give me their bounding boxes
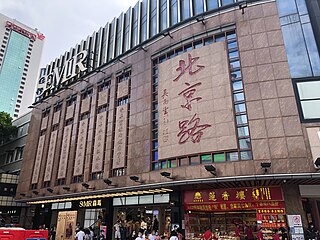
[158,42,236,159]
[44,130,58,181]
[73,119,89,176]
[58,125,72,179]
[31,135,45,184]
[92,111,108,172]
[112,104,128,169]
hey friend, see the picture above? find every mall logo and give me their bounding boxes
[36,50,88,99]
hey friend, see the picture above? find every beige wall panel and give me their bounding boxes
[57,125,72,179]
[158,42,236,159]
[113,104,128,169]
[52,111,61,125]
[44,130,58,182]
[73,118,89,176]
[117,80,129,99]
[66,105,75,120]
[98,89,109,106]
[31,135,45,184]
[40,116,48,130]
[81,97,91,113]
[306,127,320,165]
[92,111,107,172]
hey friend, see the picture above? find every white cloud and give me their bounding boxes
[0,0,138,66]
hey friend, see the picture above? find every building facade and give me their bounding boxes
[0,13,44,118]
[17,0,320,239]
[0,111,31,226]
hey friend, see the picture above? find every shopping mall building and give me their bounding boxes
[16,0,320,239]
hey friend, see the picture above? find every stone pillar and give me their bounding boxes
[283,185,308,228]
[310,199,320,230]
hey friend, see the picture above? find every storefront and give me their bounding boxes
[183,187,286,240]
[112,192,181,238]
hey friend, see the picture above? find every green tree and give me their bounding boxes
[0,111,17,143]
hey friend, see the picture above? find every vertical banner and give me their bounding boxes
[73,119,89,176]
[57,125,72,179]
[56,211,77,240]
[112,104,128,169]
[44,130,58,181]
[92,111,107,172]
[31,135,45,184]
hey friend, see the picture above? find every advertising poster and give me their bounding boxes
[56,211,77,240]
[287,215,305,240]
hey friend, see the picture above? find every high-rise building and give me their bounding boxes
[0,13,44,118]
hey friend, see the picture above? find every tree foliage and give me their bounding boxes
[0,111,17,143]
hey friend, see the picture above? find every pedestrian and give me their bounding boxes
[203,227,213,240]
[169,226,178,240]
[114,220,122,240]
[75,227,86,240]
[257,226,263,240]
[245,225,254,240]
[306,223,319,240]
[279,227,288,240]
[273,229,280,240]
[49,225,56,240]
[152,216,159,233]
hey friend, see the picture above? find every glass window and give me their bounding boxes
[236,114,248,125]
[150,0,157,37]
[140,0,148,42]
[277,0,297,17]
[297,81,320,99]
[154,193,170,203]
[230,60,240,69]
[140,195,154,204]
[168,159,178,168]
[190,156,200,165]
[229,51,239,59]
[204,37,214,45]
[231,70,241,80]
[193,0,204,15]
[207,0,219,10]
[153,151,158,160]
[179,157,189,166]
[161,161,167,169]
[181,0,191,20]
[132,3,139,47]
[226,152,239,161]
[300,100,320,119]
[221,0,234,6]
[281,23,312,78]
[237,126,249,137]
[234,92,245,102]
[296,80,320,120]
[201,154,212,164]
[126,196,139,205]
[240,151,252,160]
[213,153,225,162]
[235,103,246,113]
[160,0,168,31]
[108,20,115,60]
[239,138,251,149]
[170,0,178,26]
[232,81,243,91]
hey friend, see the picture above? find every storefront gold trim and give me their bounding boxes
[26,188,173,205]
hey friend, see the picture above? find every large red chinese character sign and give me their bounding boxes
[158,43,237,159]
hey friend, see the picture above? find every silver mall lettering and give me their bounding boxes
[36,50,88,97]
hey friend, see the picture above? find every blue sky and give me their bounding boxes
[0,0,137,67]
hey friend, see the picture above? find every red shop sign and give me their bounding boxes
[185,201,285,212]
[184,187,283,204]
